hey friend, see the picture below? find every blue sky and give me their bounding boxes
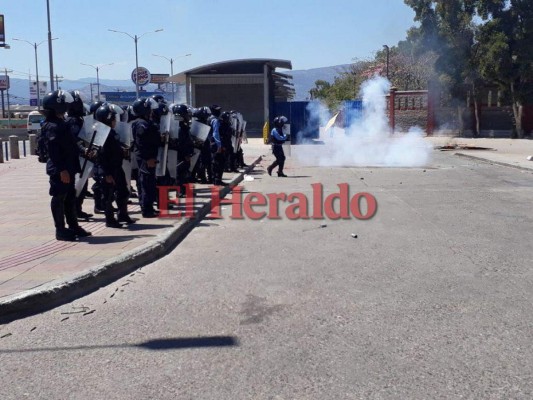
[1,0,416,82]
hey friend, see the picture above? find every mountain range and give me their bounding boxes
[3,64,350,106]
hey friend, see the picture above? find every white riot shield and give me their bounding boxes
[282,124,291,157]
[156,114,172,177]
[189,120,211,172]
[77,115,95,144]
[190,120,210,146]
[189,148,201,173]
[75,121,111,197]
[90,121,112,148]
[116,120,133,190]
[241,121,248,144]
[166,114,181,179]
[231,115,239,153]
[75,159,94,197]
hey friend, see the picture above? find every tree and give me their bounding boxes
[476,0,533,137]
[404,0,481,135]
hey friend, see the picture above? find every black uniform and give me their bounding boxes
[209,117,226,185]
[176,120,194,194]
[43,115,83,237]
[195,117,213,184]
[65,116,93,218]
[132,118,160,217]
[96,129,130,224]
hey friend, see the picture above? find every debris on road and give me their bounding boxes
[436,144,495,151]
[527,156,533,161]
[82,310,96,316]
[351,234,358,238]
[1,333,12,338]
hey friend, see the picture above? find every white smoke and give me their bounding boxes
[294,76,432,167]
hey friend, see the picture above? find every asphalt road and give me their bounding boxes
[1,151,532,399]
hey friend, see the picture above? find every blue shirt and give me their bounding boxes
[270,128,286,145]
[211,118,221,149]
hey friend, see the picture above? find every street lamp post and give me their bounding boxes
[383,45,390,80]
[46,0,55,91]
[152,53,191,103]
[13,38,48,110]
[81,62,114,101]
[108,28,164,98]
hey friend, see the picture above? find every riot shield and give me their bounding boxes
[156,113,172,177]
[116,119,133,190]
[282,123,291,157]
[189,120,211,172]
[190,120,211,146]
[75,159,94,197]
[77,115,95,144]
[231,114,239,154]
[75,120,111,197]
[166,113,181,179]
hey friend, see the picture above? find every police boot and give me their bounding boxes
[117,203,135,224]
[56,228,77,242]
[105,213,123,228]
[70,226,92,237]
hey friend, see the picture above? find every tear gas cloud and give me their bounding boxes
[294,76,432,167]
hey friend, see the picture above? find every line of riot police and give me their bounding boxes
[38,89,248,241]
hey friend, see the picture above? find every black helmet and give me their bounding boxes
[172,103,191,122]
[122,105,137,122]
[210,104,222,118]
[94,103,123,127]
[67,90,86,117]
[151,94,166,104]
[152,102,169,123]
[89,101,105,116]
[220,111,232,124]
[42,90,74,115]
[193,106,212,123]
[132,97,158,120]
[273,115,288,129]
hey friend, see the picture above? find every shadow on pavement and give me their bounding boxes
[125,223,174,231]
[0,336,239,353]
[81,234,155,245]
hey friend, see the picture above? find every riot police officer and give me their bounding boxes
[209,105,227,186]
[193,106,213,184]
[94,103,134,227]
[41,90,92,241]
[65,90,94,220]
[170,104,194,196]
[132,97,161,218]
[267,116,288,177]
[89,100,106,213]
[220,111,237,173]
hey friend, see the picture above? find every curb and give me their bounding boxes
[0,156,263,324]
[454,152,533,172]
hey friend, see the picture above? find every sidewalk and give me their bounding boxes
[427,136,533,171]
[0,139,268,322]
[1,135,531,322]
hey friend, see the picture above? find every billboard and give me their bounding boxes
[0,15,4,43]
[101,91,169,104]
[29,81,48,106]
[0,75,9,90]
[150,74,170,84]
